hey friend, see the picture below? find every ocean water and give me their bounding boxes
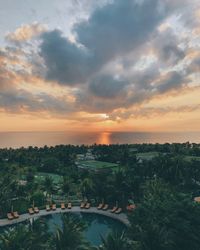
[0,131,199,148]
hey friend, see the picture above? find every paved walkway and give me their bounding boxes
[0,206,130,227]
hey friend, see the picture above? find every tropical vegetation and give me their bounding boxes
[0,142,200,249]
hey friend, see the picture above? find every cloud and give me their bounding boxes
[0,87,75,116]
[156,71,185,93]
[37,0,193,115]
[6,23,46,44]
[40,0,174,85]
[0,0,199,126]
[0,55,74,116]
[187,57,200,73]
[88,75,127,98]
[75,0,166,63]
[39,30,92,85]
[73,69,190,114]
[109,104,200,121]
[153,28,185,65]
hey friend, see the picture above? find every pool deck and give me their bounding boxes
[0,206,130,227]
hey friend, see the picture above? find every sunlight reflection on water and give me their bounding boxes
[97,132,111,145]
[0,131,199,148]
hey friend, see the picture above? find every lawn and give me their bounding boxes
[77,160,118,171]
[34,172,62,184]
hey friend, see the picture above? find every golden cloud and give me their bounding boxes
[6,23,46,42]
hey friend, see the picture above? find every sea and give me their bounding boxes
[0,131,199,149]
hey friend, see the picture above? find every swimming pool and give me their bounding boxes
[47,212,126,246]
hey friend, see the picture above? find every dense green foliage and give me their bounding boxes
[0,142,200,249]
[128,180,200,250]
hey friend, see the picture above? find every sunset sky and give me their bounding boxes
[0,0,199,132]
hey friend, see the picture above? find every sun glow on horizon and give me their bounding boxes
[96,132,111,145]
[0,0,199,133]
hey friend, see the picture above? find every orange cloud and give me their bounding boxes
[6,23,46,42]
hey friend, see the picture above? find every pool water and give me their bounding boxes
[47,212,126,246]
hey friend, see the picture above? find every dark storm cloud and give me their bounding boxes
[156,71,185,93]
[40,30,92,85]
[75,0,166,65]
[40,0,173,85]
[130,65,160,90]
[0,0,196,118]
[74,69,187,113]
[161,44,185,63]
[37,0,193,114]
[89,75,127,98]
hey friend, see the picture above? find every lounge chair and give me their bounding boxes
[46,204,51,211]
[110,206,118,213]
[115,208,122,214]
[97,203,104,210]
[61,203,65,210]
[67,202,72,209]
[28,208,34,215]
[13,211,19,218]
[34,207,39,213]
[52,204,56,211]
[102,204,109,210]
[7,213,14,220]
[85,203,91,209]
[80,202,85,209]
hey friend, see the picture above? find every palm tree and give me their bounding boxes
[0,174,18,215]
[0,224,30,250]
[128,179,200,250]
[112,170,129,206]
[80,178,94,200]
[0,219,50,250]
[99,231,131,250]
[51,214,92,250]
[61,176,72,195]
[27,217,51,250]
[42,176,54,197]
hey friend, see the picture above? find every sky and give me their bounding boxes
[0,0,199,132]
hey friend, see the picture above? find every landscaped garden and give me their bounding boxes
[1,143,200,249]
[77,160,119,172]
[34,172,63,185]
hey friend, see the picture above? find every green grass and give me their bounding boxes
[78,160,118,171]
[35,172,62,184]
